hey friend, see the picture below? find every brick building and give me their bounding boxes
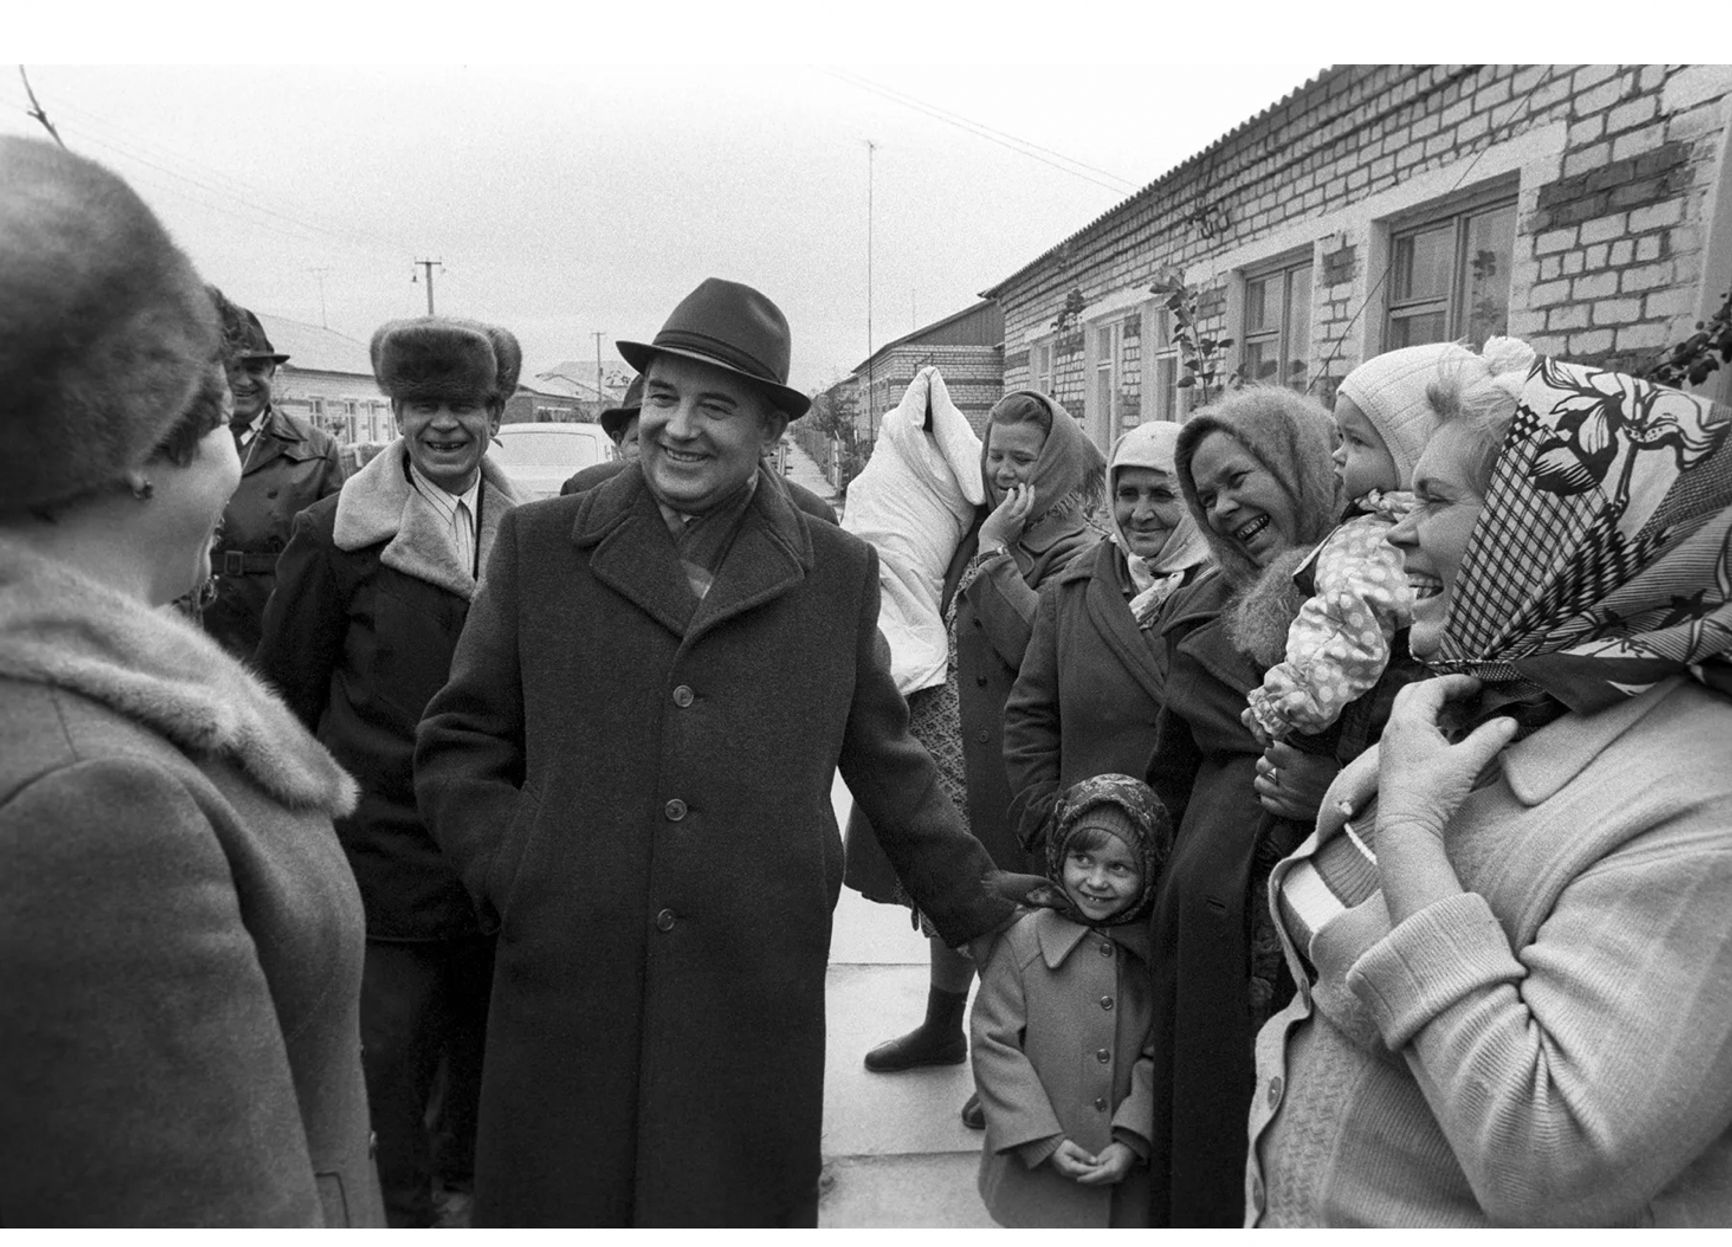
[983,64,1732,454]
[851,300,1006,439]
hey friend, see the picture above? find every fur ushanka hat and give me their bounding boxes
[0,137,219,514]
[370,317,523,407]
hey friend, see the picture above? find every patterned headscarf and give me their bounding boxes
[1431,356,1732,713]
[1036,773,1173,929]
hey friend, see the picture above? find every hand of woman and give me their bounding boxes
[1074,1141,1136,1186]
[1048,1139,1098,1180]
[1254,742,1339,822]
[1377,674,1517,842]
[978,483,1035,552]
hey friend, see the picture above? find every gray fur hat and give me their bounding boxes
[371,317,522,407]
[0,136,219,513]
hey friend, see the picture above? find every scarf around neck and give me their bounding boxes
[1107,421,1212,620]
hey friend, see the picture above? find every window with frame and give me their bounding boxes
[1385,193,1517,350]
[1092,322,1121,429]
[1147,305,1181,423]
[1241,257,1313,391]
[1033,341,1055,395]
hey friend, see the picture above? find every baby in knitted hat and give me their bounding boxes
[969,774,1171,1227]
[1244,339,1536,744]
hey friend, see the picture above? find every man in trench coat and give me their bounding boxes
[415,278,1017,1228]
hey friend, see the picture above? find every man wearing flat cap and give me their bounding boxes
[258,318,525,1228]
[416,278,1019,1227]
[202,287,344,659]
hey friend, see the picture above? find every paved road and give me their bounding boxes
[820,772,995,1228]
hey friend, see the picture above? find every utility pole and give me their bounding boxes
[308,267,330,328]
[865,138,877,444]
[590,331,606,416]
[412,259,442,315]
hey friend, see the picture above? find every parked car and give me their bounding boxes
[490,422,615,500]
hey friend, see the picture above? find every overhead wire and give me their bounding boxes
[822,68,1141,196]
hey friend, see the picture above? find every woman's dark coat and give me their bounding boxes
[413,465,1014,1227]
[255,447,518,941]
[1141,567,1292,1227]
[1002,537,1191,853]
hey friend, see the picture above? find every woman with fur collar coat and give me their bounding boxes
[1140,386,1342,1227]
[0,137,382,1226]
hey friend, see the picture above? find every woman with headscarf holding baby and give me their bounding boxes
[1003,420,1212,855]
[1246,353,1732,1226]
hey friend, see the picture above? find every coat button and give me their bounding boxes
[672,685,694,708]
[664,798,687,821]
[1267,1075,1283,1108]
[655,908,676,932]
[1093,1096,1108,1111]
[1098,941,1114,957]
[975,675,987,686]
[1100,995,1114,1011]
[976,728,991,743]
[1096,1048,1110,1064]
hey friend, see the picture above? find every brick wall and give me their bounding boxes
[858,343,1005,437]
[986,64,1732,449]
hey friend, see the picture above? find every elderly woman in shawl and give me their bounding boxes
[1003,421,1212,854]
[1246,355,1732,1227]
[854,386,1104,1133]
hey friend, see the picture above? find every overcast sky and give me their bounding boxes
[8,6,1630,394]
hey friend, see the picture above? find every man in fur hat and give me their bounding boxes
[415,278,1019,1227]
[256,318,524,1228]
[202,287,344,659]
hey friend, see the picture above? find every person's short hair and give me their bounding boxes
[1424,338,1537,493]
[988,391,1053,437]
[1063,823,1129,859]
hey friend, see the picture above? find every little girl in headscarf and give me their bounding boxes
[969,773,1172,1228]
[1243,339,1536,748]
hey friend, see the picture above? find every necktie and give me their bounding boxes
[454,499,475,576]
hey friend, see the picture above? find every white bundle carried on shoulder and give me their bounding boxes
[842,367,986,695]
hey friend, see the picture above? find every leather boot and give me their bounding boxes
[862,985,969,1071]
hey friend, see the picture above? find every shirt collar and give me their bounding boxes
[408,462,481,516]
[653,469,759,541]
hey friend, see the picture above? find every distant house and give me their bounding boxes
[852,300,1005,440]
[983,64,1732,455]
[257,314,393,444]
[519,359,633,423]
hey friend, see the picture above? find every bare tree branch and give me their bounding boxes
[18,66,66,149]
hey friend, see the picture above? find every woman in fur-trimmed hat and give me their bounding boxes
[0,137,383,1225]
[255,315,524,1228]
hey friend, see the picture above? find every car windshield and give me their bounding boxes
[493,430,604,469]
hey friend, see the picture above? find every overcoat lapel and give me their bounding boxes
[241,406,299,476]
[686,480,811,644]
[1080,545,1165,704]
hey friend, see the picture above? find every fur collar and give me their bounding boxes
[1225,546,1315,669]
[0,536,358,815]
[332,439,522,600]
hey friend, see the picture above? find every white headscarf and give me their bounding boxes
[1108,421,1211,620]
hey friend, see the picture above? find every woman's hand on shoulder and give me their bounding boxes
[1377,674,1517,842]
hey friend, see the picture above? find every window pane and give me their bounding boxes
[1285,266,1312,391]
[1096,367,1114,425]
[1097,325,1115,360]
[1154,355,1178,423]
[1151,309,1171,351]
[1389,308,1449,348]
[1242,339,1279,383]
[1461,202,1516,348]
[1245,276,1271,333]
[1393,223,1454,302]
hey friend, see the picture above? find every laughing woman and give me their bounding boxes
[1246,357,1732,1226]
[1141,387,1343,1226]
[0,139,382,1226]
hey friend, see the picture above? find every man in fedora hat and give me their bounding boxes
[416,277,1019,1227]
[258,316,526,1228]
[202,287,344,659]
[560,372,839,523]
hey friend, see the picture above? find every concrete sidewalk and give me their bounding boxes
[780,439,843,516]
[820,774,995,1228]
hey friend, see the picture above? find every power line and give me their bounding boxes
[823,68,1140,196]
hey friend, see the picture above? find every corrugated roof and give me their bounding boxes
[256,313,376,378]
[979,67,1335,300]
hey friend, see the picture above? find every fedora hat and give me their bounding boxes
[617,277,811,419]
[208,285,290,365]
[599,374,643,440]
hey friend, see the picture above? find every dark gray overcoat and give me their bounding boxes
[414,465,1014,1227]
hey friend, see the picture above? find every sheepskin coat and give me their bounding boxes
[255,442,520,941]
[204,404,344,658]
[0,537,382,1227]
[414,464,1015,1227]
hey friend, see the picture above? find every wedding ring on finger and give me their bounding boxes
[1267,766,1281,787]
